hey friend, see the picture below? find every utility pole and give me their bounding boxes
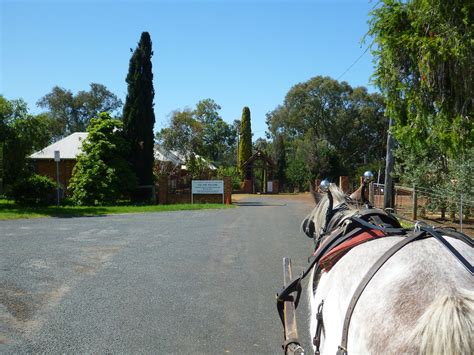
[384,118,395,209]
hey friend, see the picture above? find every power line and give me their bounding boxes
[336,46,370,81]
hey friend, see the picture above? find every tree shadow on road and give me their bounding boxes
[233,201,287,207]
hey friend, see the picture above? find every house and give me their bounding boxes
[29,133,217,193]
[154,146,217,172]
[29,132,87,191]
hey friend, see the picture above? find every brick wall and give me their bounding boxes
[242,179,252,193]
[34,159,76,191]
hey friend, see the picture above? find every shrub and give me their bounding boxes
[12,174,56,205]
[68,113,136,205]
[217,166,241,190]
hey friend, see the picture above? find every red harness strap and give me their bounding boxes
[319,229,385,272]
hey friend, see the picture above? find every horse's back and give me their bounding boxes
[311,235,473,354]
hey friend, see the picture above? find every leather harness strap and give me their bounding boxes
[277,226,365,307]
[313,300,325,355]
[337,231,427,355]
[424,227,473,275]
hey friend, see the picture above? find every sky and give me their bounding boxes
[1,0,379,140]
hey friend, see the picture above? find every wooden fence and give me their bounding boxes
[371,183,473,236]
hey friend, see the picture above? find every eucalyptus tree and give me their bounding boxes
[266,76,387,181]
[37,83,122,138]
[369,0,474,212]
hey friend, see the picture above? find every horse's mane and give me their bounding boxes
[307,183,357,238]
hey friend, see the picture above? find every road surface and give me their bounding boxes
[1,194,316,353]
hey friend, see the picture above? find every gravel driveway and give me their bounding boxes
[0,194,316,354]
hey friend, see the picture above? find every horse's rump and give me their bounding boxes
[309,235,473,354]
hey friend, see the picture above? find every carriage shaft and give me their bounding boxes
[283,257,304,355]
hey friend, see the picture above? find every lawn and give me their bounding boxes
[0,199,233,220]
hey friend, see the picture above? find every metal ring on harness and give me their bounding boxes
[313,300,325,354]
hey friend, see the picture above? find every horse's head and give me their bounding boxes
[302,172,398,247]
[302,182,357,247]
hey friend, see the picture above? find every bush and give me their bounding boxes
[217,166,241,190]
[12,174,56,205]
[68,113,136,205]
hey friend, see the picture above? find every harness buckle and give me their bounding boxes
[414,221,428,232]
[336,345,348,355]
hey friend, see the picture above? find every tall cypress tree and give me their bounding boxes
[238,106,252,179]
[123,32,155,187]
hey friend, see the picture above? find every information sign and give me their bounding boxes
[191,180,224,204]
[192,180,224,194]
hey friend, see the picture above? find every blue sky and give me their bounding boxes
[1,0,378,140]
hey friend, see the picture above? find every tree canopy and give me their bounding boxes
[37,83,122,138]
[0,96,53,190]
[195,99,236,163]
[369,0,473,157]
[369,0,473,205]
[123,32,156,187]
[156,99,237,167]
[265,76,388,188]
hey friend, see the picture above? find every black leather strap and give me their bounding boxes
[422,227,473,275]
[339,231,426,351]
[433,227,474,247]
[351,216,404,235]
[313,300,325,354]
[277,227,362,312]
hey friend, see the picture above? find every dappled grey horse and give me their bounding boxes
[278,177,473,355]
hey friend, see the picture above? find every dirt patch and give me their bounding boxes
[72,263,96,275]
[0,286,37,322]
[232,192,315,205]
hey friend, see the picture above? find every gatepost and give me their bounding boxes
[223,176,232,204]
[158,176,168,204]
[339,176,349,193]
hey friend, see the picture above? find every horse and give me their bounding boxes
[299,183,473,355]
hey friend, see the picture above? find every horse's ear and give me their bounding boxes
[349,186,362,202]
[309,181,321,205]
[350,183,369,203]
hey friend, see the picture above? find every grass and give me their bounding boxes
[400,220,415,229]
[0,199,233,220]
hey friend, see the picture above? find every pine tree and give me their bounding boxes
[123,32,156,187]
[238,106,252,178]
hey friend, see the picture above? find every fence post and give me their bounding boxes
[369,182,375,205]
[339,176,349,193]
[159,176,168,205]
[460,194,463,233]
[412,184,417,221]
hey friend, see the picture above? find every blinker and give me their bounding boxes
[319,178,334,235]
[363,171,374,183]
[320,179,330,192]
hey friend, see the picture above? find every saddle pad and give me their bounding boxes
[319,229,385,272]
